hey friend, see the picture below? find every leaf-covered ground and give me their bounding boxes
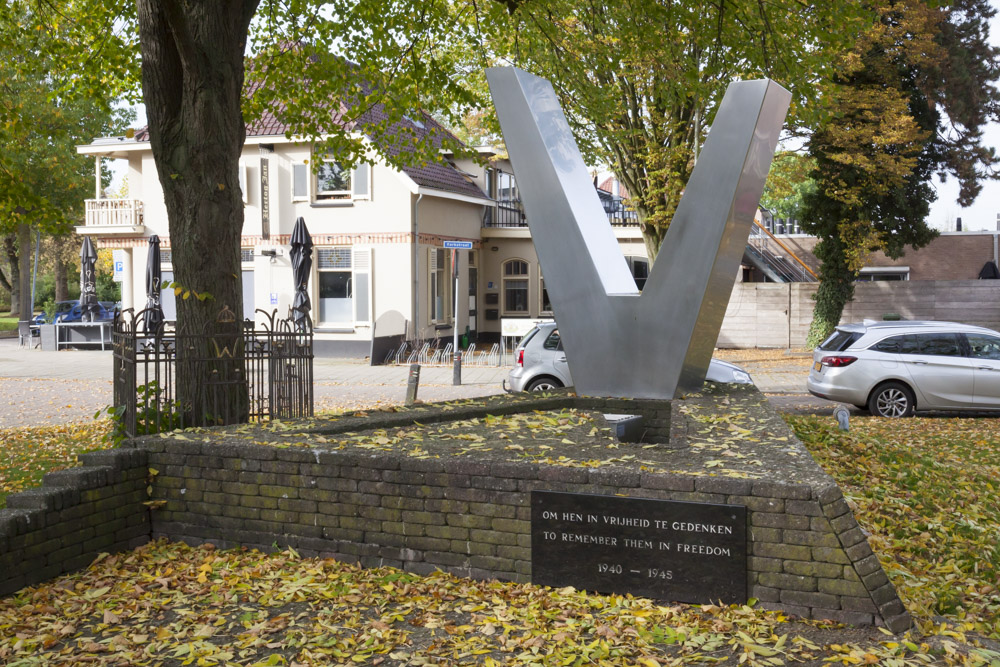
[3,409,1000,664]
[0,419,113,507]
[2,539,998,667]
[786,415,1000,640]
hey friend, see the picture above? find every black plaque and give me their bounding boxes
[532,491,747,603]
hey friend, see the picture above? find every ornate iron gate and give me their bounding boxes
[112,307,313,438]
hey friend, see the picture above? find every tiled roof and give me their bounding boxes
[133,68,487,201]
[598,176,630,199]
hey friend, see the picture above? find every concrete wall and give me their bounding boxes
[719,280,1000,348]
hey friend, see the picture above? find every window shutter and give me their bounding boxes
[352,163,370,199]
[292,164,309,200]
[352,248,372,326]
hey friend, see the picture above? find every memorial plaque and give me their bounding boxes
[532,491,747,604]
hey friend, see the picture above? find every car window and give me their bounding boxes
[967,334,1000,360]
[871,335,906,353]
[897,334,920,355]
[915,333,962,356]
[819,330,862,351]
[518,327,540,349]
[542,329,562,351]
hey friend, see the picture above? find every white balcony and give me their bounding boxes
[77,199,146,236]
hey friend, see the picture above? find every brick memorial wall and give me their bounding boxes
[0,389,911,633]
[0,449,150,596]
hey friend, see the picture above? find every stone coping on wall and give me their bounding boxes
[128,385,911,633]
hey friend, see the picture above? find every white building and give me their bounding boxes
[77,116,650,359]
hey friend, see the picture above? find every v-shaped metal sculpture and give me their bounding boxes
[486,67,791,399]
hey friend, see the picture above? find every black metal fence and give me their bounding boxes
[112,306,313,438]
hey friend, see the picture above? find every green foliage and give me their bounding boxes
[462,0,868,260]
[0,2,134,237]
[802,0,999,335]
[40,297,56,324]
[96,270,121,303]
[96,381,184,446]
[760,152,817,220]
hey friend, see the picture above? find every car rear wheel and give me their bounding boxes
[868,381,915,418]
[525,377,562,392]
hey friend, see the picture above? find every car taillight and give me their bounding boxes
[820,355,857,368]
[516,349,524,367]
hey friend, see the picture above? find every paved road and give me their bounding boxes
[0,336,831,427]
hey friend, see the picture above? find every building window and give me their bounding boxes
[317,157,352,199]
[857,267,909,282]
[429,248,452,324]
[540,276,552,314]
[315,247,372,328]
[503,259,529,314]
[626,256,649,290]
[318,247,353,325]
[292,157,372,203]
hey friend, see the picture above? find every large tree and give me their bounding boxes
[466,0,866,261]
[6,0,481,422]
[802,0,1000,345]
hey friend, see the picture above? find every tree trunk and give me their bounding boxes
[4,235,20,316]
[17,224,31,321]
[136,0,260,425]
[805,240,857,347]
[1,235,14,314]
[53,236,69,302]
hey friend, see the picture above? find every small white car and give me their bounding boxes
[807,320,1000,417]
[505,322,753,392]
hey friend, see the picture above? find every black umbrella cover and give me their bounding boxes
[290,217,313,329]
[144,235,165,334]
[979,260,1000,280]
[79,237,100,321]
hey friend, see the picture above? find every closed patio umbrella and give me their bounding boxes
[290,217,313,330]
[144,235,165,334]
[79,237,100,322]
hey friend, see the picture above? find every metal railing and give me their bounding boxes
[746,221,817,282]
[483,200,640,229]
[384,340,502,367]
[112,306,313,438]
[84,199,145,228]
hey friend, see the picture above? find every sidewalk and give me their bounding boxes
[0,337,510,427]
[0,337,823,427]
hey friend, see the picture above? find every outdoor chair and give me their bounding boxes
[17,321,39,349]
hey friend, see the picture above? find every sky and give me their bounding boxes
[116,7,1000,232]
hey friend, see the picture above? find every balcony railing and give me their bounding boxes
[84,199,144,229]
[483,200,639,229]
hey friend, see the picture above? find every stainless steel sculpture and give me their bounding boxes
[486,67,790,399]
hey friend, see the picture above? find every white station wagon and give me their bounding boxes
[807,320,1000,417]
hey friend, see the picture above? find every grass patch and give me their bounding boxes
[786,415,1000,639]
[0,315,19,332]
[0,420,113,507]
